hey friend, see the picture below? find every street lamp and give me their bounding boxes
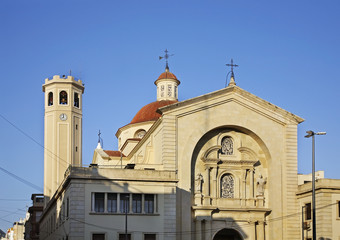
[304,130,326,240]
[124,194,129,240]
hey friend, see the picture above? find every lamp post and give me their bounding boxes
[124,194,129,240]
[304,130,326,240]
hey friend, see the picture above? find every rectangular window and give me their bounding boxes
[144,194,154,214]
[305,203,311,220]
[62,202,65,221]
[132,194,142,213]
[144,234,156,240]
[119,234,131,240]
[94,193,105,213]
[107,193,117,213]
[338,201,340,218]
[120,194,129,213]
[74,93,80,108]
[92,233,105,240]
[35,211,42,222]
[66,198,69,218]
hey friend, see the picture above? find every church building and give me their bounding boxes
[38,56,326,240]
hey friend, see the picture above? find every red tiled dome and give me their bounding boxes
[130,100,178,124]
[156,71,178,81]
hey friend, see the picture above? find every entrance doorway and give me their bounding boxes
[213,228,243,240]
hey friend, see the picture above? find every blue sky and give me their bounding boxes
[0,0,339,231]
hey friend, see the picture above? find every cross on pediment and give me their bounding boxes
[226,58,238,76]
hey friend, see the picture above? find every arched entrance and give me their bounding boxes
[213,228,243,240]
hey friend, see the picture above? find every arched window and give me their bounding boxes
[74,93,79,108]
[221,136,233,155]
[135,129,146,139]
[48,92,53,106]
[60,91,68,105]
[221,174,234,198]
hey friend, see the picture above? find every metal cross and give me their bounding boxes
[226,58,238,75]
[159,49,174,69]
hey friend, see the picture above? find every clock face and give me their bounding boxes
[59,113,67,121]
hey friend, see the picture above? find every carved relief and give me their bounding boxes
[256,174,267,197]
[195,173,203,194]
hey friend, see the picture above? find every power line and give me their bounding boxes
[0,166,42,192]
[0,113,70,168]
[0,199,30,201]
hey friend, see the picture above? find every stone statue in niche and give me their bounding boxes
[221,174,234,198]
[256,174,267,197]
[195,173,203,193]
[221,137,233,155]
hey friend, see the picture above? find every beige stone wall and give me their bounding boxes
[297,178,340,240]
[41,167,178,240]
[157,86,302,240]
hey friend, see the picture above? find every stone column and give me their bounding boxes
[211,167,217,204]
[129,193,133,213]
[205,219,212,240]
[203,166,211,205]
[117,194,120,213]
[104,193,108,213]
[142,194,145,213]
[256,221,265,240]
[251,168,255,198]
[195,219,202,240]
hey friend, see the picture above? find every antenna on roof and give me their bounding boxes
[159,49,174,71]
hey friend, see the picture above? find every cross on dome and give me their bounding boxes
[159,49,174,71]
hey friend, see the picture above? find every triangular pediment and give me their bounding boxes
[157,85,304,124]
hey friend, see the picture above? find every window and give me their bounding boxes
[135,130,146,139]
[305,203,311,220]
[74,93,79,108]
[91,192,156,214]
[107,193,117,213]
[221,174,234,198]
[144,194,154,213]
[120,194,129,213]
[221,136,233,155]
[167,85,172,97]
[66,198,69,218]
[36,211,42,222]
[48,92,53,106]
[160,85,164,97]
[92,233,105,240]
[132,194,142,213]
[93,193,105,213]
[119,234,131,240]
[62,202,65,221]
[337,201,340,218]
[144,234,156,240]
[59,91,68,105]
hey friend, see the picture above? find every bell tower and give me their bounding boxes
[42,75,84,202]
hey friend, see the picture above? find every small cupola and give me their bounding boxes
[154,65,180,101]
